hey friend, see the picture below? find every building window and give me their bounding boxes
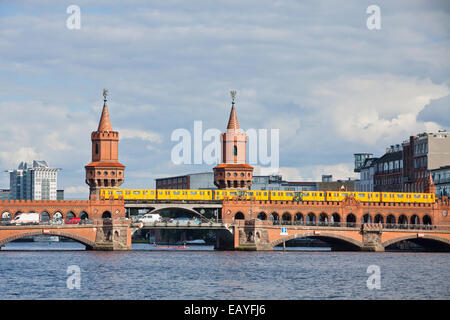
[233,146,237,156]
[95,143,99,154]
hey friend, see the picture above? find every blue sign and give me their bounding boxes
[280,227,288,235]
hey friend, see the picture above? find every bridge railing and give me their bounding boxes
[268,220,449,231]
[0,218,131,227]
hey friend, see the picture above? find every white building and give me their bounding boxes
[355,157,378,192]
[6,160,61,200]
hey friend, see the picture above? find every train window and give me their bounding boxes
[397,194,404,198]
[143,191,148,194]
[166,191,170,195]
[334,193,338,196]
[133,191,140,195]
[159,191,162,195]
[126,191,131,195]
[286,193,293,196]
[173,191,180,195]
[424,195,428,198]
[320,193,323,197]
[407,194,411,198]
[264,192,267,196]
[375,194,379,197]
[390,194,394,198]
[342,193,348,197]
[200,192,204,195]
[230,192,237,195]
[304,193,310,197]
[358,194,365,197]
[116,191,123,195]
[151,191,154,194]
[414,195,420,198]
[190,191,197,195]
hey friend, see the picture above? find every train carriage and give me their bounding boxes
[100,188,436,204]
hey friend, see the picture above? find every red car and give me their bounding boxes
[64,217,81,224]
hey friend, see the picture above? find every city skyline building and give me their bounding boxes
[6,160,61,200]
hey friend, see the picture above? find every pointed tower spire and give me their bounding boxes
[227,90,240,131]
[425,172,436,194]
[98,89,113,132]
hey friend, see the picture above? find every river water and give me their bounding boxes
[0,242,449,300]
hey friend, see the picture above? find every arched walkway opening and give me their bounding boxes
[423,215,432,226]
[235,212,245,220]
[66,211,76,219]
[270,212,280,225]
[306,213,316,226]
[102,211,112,219]
[386,214,396,228]
[346,213,356,227]
[53,211,63,222]
[294,212,304,225]
[374,214,384,224]
[257,212,267,220]
[1,212,11,222]
[398,215,408,229]
[80,211,89,220]
[410,215,420,229]
[281,212,292,225]
[362,214,371,224]
[318,213,328,226]
[330,213,340,226]
[40,212,50,223]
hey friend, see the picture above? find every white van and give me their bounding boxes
[137,213,162,223]
[12,212,40,225]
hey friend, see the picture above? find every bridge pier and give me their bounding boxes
[88,219,132,251]
[361,224,385,252]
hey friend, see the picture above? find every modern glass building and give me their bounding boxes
[6,160,61,200]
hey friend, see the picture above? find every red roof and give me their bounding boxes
[214,163,253,169]
[85,162,125,168]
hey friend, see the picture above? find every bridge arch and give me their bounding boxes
[383,234,450,251]
[270,231,363,250]
[0,230,96,249]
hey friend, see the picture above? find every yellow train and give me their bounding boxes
[100,188,435,204]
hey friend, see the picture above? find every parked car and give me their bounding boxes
[64,217,81,224]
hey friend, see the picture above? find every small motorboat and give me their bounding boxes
[152,242,189,249]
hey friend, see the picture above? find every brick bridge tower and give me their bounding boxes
[214,91,253,189]
[85,90,125,199]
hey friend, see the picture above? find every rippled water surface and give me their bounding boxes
[0,242,449,300]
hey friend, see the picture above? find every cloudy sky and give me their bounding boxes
[0,0,449,199]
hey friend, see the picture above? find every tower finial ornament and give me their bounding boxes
[230,90,236,105]
[103,88,109,101]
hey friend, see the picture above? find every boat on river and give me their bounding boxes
[152,242,189,249]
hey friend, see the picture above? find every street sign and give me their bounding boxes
[280,227,288,235]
